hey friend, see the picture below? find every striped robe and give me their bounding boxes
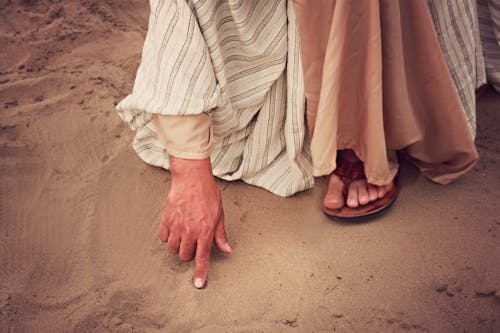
[117,0,313,197]
[427,0,487,137]
[477,0,500,92]
[117,0,486,197]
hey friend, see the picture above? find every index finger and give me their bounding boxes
[193,239,211,289]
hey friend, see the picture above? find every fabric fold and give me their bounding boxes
[116,0,313,197]
[293,0,478,186]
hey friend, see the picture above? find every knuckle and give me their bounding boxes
[196,257,209,267]
[183,224,197,236]
[196,250,210,263]
[200,225,214,237]
[182,225,191,236]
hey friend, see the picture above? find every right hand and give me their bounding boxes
[159,156,231,289]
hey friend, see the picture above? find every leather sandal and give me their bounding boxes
[323,154,399,220]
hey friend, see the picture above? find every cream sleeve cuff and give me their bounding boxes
[152,113,213,160]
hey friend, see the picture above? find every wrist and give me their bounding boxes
[169,156,213,179]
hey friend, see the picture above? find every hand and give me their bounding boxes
[159,156,231,289]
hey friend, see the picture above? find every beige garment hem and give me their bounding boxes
[293,0,478,186]
[152,113,213,160]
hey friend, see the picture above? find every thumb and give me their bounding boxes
[214,212,231,254]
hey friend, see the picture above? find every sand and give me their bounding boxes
[1,1,499,332]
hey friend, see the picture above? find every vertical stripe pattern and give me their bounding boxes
[427,0,487,137]
[478,0,500,92]
[117,0,490,196]
[117,0,313,197]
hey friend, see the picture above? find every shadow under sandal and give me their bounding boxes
[323,156,399,220]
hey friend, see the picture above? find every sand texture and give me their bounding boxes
[1,1,499,332]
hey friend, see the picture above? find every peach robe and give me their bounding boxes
[292,0,479,185]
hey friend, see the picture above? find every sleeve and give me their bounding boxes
[116,0,222,131]
[152,113,213,160]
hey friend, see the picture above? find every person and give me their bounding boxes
[117,0,312,289]
[117,0,477,288]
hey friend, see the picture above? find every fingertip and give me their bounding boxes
[194,277,205,289]
[215,239,232,254]
[223,242,232,253]
[194,240,211,288]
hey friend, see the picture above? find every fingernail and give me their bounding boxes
[224,242,232,252]
[194,278,204,289]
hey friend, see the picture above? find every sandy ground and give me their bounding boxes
[1,1,499,332]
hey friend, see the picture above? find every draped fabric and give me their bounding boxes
[117,0,313,197]
[427,0,487,136]
[117,0,484,196]
[293,0,478,185]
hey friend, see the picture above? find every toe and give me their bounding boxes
[324,194,344,210]
[346,181,360,208]
[324,174,345,209]
[357,181,370,206]
[367,184,379,202]
[377,182,394,198]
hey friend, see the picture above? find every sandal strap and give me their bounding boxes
[333,153,366,183]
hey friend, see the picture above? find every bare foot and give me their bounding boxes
[323,150,394,210]
[323,173,346,210]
